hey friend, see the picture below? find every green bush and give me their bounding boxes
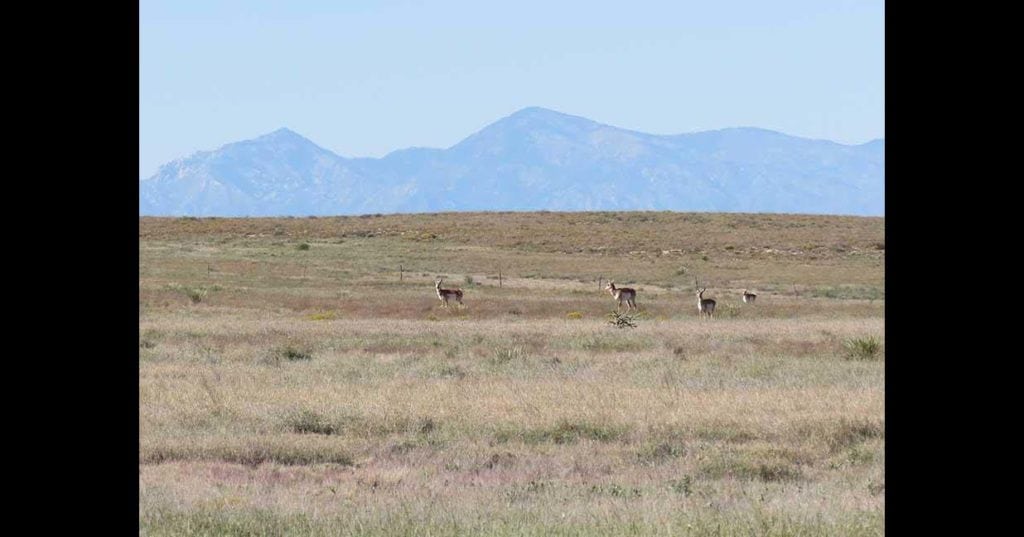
[842,337,882,360]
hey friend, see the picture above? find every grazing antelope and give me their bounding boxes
[742,289,757,304]
[435,278,464,308]
[696,281,716,319]
[605,281,638,311]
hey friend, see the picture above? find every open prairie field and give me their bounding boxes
[139,212,884,536]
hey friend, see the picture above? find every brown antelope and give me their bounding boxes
[696,281,716,319]
[605,281,638,311]
[742,289,757,304]
[435,277,464,308]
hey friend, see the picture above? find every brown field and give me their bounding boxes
[139,212,884,536]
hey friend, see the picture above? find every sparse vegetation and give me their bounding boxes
[813,285,884,300]
[715,302,741,319]
[167,284,210,304]
[668,475,693,496]
[434,364,466,379]
[495,420,628,445]
[608,310,639,329]
[491,346,527,364]
[285,409,336,435]
[140,212,883,536]
[273,345,313,362]
[306,311,337,321]
[699,456,804,482]
[842,336,883,360]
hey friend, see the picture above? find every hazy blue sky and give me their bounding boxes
[140,0,884,178]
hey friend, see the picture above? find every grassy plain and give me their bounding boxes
[139,211,884,536]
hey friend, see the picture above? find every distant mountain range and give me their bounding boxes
[139,107,884,216]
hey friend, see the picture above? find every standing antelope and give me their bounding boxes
[435,278,464,308]
[742,289,757,304]
[696,281,716,319]
[605,281,638,311]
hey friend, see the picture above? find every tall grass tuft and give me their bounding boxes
[842,336,882,360]
[607,311,638,329]
[286,409,336,435]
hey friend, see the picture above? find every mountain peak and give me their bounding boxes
[457,107,602,143]
[256,127,310,143]
[508,106,558,117]
[504,106,595,124]
[241,127,339,155]
[244,127,317,147]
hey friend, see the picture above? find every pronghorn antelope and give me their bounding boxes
[605,281,638,311]
[696,281,716,319]
[435,278,464,308]
[742,289,757,304]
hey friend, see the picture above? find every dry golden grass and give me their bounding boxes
[139,212,884,536]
